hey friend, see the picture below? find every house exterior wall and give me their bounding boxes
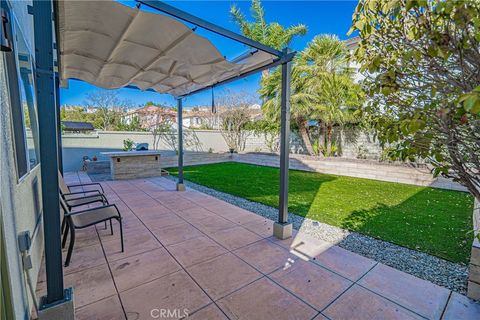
[1,1,45,318]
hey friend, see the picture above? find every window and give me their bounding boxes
[4,7,41,179]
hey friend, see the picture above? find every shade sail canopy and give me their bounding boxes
[57,0,277,97]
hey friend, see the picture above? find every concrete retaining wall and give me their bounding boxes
[469,199,480,300]
[232,153,465,191]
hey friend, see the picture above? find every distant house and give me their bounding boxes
[183,108,220,129]
[343,36,364,83]
[123,105,176,129]
[62,121,95,133]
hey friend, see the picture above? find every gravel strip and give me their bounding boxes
[166,176,468,294]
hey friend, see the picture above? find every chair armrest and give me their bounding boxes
[68,182,104,193]
[64,193,108,205]
[111,204,122,218]
[63,190,101,199]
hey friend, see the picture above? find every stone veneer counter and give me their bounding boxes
[101,151,162,180]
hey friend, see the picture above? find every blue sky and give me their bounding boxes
[60,0,358,109]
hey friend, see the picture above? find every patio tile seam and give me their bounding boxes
[115,180,231,319]
[315,270,367,315]
[187,264,265,303]
[183,302,231,320]
[95,222,129,320]
[439,291,453,320]
[350,283,432,319]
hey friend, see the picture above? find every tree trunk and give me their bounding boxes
[318,121,326,156]
[326,125,333,157]
[297,119,315,155]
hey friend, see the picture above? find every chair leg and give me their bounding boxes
[110,219,113,235]
[61,217,66,234]
[104,221,107,230]
[62,222,70,249]
[119,218,124,253]
[64,224,76,267]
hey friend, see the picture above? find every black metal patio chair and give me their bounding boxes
[60,196,124,267]
[58,172,110,232]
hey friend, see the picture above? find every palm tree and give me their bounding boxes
[260,35,363,156]
[230,0,307,76]
[301,35,363,156]
[259,60,316,154]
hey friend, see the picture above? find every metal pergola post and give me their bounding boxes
[33,0,65,305]
[176,98,185,191]
[55,75,63,174]
[34,2,74,315]
[274,57,293,239]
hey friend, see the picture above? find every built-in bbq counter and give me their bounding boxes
[101,150,163,180]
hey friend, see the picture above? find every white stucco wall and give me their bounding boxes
[1,1,45,318]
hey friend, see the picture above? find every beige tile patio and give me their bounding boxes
[176,207,217,222]
[121,270,211,319]
[269,259,352,311]
[150,222,204,246]
[110,248,181,292]
[217,277,317,320]
[75,295,125,320]
[130,204,172,217]
[167,235,227,267]
[62,243,106,275]
[187,303,228,320]
[312,245,377,281]
[187,253,262,300]
[311,314,329,320]
[242,218,274,238]
[275,232,333,261]
[97,219,148,243]
[70,227,101,249]
[64,264,117,308]
[358,263,450,319]
[209,225,263,250]
[323,285,422,320]
[140,212,185,229]
[234,239,296,274]
[442,292,480,320]
[103,232,161,262]
[195,216,236,234]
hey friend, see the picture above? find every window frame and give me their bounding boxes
[3,3,40,181]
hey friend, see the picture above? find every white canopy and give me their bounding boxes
[57,0,277,97]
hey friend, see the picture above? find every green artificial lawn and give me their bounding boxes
[168,162,474,263]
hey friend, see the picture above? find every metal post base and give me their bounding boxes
[38,287,75,320]
[176,183,186,191]
[273,222,292,240]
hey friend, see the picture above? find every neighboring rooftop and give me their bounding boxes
[62,121,95,132]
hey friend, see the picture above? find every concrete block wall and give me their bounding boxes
[469,199,480,300]
[233,153,466,191]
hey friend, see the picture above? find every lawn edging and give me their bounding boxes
[468,199,480,300]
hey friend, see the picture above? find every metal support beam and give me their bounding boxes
[55,75,63,174]
[179,51,296,98]
[278,60,292,224]
[176,98,185,191]
[33,0,64,304]
[137,0,283,57]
